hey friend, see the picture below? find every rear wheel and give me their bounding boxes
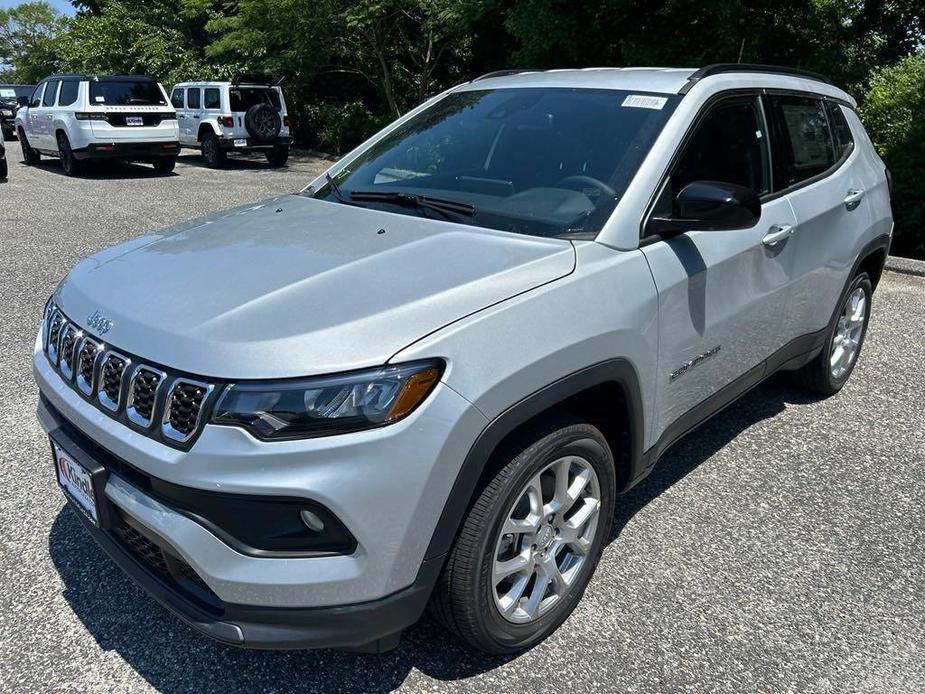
[1,125,13,141]
[792,272,872,395]
[200,132,225,168]
[152,157,176,174]
[57,132,81,177]
[19,128,40,165]
[431,417,615,654]
[265,146,289,167]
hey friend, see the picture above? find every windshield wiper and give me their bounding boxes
[324,172,368,208]
[349,190,476,221]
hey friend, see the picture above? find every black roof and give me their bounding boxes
[42,74,158,82]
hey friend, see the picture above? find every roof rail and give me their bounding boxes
[680,63,832,93]
[471,69,538,82]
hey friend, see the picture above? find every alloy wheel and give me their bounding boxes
[830,287,866,379]
[492,455,602,624]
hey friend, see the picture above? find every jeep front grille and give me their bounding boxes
[43,305,219,449]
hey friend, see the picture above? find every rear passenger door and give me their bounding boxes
[171,87,191,144]
[186,87,202,141]
[641,94,799,440]
[765,94,872,339]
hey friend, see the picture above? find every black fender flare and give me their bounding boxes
[423,358,645,561]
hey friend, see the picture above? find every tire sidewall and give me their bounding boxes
[57,133,76,176]
[471,425,615,652]
[824,273,872,390]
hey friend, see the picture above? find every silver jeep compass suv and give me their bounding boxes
[35,64,892,654]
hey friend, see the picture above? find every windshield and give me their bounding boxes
[89,80,166,106]
[314,87,679,238]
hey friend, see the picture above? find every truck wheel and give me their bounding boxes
[1,126,12,141]
[201,132,225,168]
[19,128,40,165]
[792,272,872,396]
[265,146,289,167]
[57,132,81,177]
[430,416,615,654]
[153,157,176,174]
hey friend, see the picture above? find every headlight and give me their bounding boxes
[212,360,443,440]
[1,110,12,117]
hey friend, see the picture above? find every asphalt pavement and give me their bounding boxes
[0,150,922,693]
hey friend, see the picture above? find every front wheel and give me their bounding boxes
[19,128,40,165]
[431,417,615,654]
[265,146,289,168]
[792,272,872,395]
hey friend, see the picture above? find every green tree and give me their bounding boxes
[860,54,925,259]
[0,1,66,83]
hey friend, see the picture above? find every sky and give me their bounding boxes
[0,0,75,14]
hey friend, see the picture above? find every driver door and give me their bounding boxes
[640,94,799,442]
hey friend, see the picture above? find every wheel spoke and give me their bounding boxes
[497,573,531,616]
[526,474,544,517]
[503,516,539,535]
[493,551,532,584]
[522,571,549,620]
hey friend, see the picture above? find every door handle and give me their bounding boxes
[762,224,794,247]
[844,189,865,211]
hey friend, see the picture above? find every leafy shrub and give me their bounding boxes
[300,100,390,156]
[860,55,925,259]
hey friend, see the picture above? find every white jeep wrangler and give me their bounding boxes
[170,74,292,168]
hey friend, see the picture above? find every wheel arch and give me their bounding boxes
[423,358,645,562]
[197,121,220,141]
[857,240,889,291]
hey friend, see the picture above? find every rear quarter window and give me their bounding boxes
[58,81,79,107]
[767,94,835,189]
[826,102,854,161]
[42,80,60,107]
[230,87,281,112]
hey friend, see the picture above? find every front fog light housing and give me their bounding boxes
[212,359,443,440]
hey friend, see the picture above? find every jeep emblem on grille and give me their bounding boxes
[86,310,114,335]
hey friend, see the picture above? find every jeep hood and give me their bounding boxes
[56,195,575,378]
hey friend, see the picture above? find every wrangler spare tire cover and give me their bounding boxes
[245,103,281,143]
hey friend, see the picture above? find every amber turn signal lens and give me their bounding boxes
[387,367,441,421]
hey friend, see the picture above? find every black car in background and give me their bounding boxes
[0,85,34,140]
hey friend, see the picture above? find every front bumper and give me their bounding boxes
[74,141,180,160]
[34,341,487,648]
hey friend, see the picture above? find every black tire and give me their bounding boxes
[265,146,289,167]
[0,155,7,181]
[57,132,81,177]
[200,132,225,168]
[152,157,176,174]
[1,126,13,141]
[431,416,616,654]
[244,103,281,143]
[792,272,872,396]
[19,128,40,165]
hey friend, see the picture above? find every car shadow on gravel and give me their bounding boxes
[29,159,177,179]
[47,376,820,693]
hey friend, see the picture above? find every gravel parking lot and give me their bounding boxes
[1,152,923,693]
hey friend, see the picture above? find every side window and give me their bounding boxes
[58,80,79,107]
[203,88,220,109]
[30,83,45,107]
[170,88,184,109]
[42,80,60,107]
[652,95,770,218]
[767,95,835,189]
[826,101,854,161]
[187,88,201,109]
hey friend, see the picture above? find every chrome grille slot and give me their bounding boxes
[46,309,64,358]
[59,324,81,379]
[163,380,213,442]
[97,351,129,412]
[126,366,166,428]
[75,339,103,395]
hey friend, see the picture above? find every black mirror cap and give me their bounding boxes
[675,180,761,230]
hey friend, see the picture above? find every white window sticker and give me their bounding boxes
[622,94,668,110]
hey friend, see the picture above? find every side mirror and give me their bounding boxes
[647,181,761,237]
[17,96,29,107]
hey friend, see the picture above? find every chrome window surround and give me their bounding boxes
[162,379,215,443]
[41,304,219,450]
